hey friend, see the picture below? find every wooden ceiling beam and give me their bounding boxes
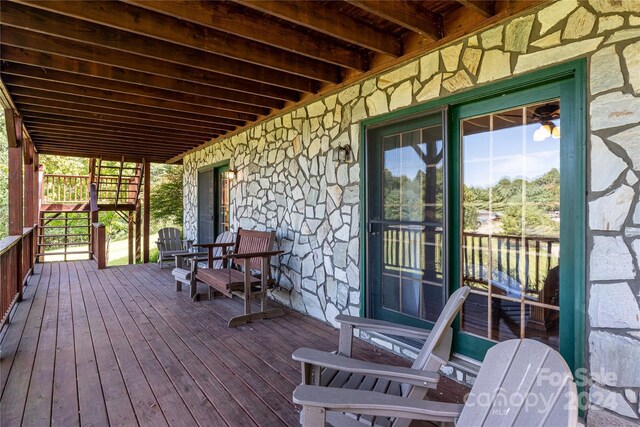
[34,147,173,163]
[235,0,402,57]
[456,0,495,18]
[34,148,165,164]
[36,142,170,163]
[1,46,285,109]
[1,62,271,116]
[124,0,368,71]
[0,27,301,101]
[23,118,215,141]
[10,0,341,83]
[346,1,443,39]
[23,112,226,138]
[25,121,213,144]
[3,77,252,125]
[33,137,185,154]
[10,90,236,132]
[13,94,231,135]
[29,129,204,148]
[34,139,179,155]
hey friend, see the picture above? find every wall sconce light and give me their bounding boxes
[227,169,237,180]
[336,145,352,163]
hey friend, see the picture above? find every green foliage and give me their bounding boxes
[40,154,88,175]
[0,111,7,239]
[463,205,479,231]
[150,164,183,228]
[501,204,559,237]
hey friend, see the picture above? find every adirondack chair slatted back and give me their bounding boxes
[233,228,276,271]
[159,227,182,251]
[457,339,578,427]
[411,286,470,371]
[211,231,235,269]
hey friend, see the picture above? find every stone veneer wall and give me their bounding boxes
[183,1,640,424]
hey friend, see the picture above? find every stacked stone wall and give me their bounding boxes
[184,1,640,423]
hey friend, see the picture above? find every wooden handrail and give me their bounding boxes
[1,226,37,328]
[42,174,90,204]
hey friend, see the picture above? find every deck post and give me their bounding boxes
[143,160,150,263]
[6,109,24,300]
[128,211,134,265]
[135,201,142,263]
[23,141,35,228]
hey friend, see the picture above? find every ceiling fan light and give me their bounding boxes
[533,125,549,141]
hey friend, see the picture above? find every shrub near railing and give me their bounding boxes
[0,227,36,327]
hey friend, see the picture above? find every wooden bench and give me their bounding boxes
[191,228,285,327]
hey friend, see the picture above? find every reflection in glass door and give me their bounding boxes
[215,168,230,236]
[460,100,561,349]
[367,112,446,325]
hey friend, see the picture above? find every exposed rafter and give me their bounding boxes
[235,0,402,57]
[347,0,443,40]
[456,0,495,18]
[123,0,369,71]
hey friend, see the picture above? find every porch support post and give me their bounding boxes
[135,201,142,263]
[7,109,23,235]
[23,140,35,228]
[128,211,134,265]
[6,109,23,300]
[143,160,150,263]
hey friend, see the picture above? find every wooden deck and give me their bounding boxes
[0,261,467,427]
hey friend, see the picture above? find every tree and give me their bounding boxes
[501,204,559,237]
[150,164,183,227]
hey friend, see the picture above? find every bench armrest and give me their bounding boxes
[293,385,463,425]
[223,250,284,260]
[292,348,439,388]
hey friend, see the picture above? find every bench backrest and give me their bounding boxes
[233,228,276,271]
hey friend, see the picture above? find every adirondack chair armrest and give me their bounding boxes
[293,385,463,425]
[292,348,439,387]
[223,250,284,259]
[335,314,431,357]
[173,253,208,270]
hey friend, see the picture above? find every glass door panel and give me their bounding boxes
[367,111,446,326]
[459,100,561,349]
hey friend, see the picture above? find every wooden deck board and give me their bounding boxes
[0,261,468,427]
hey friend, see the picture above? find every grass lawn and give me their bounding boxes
[108,233,159,266]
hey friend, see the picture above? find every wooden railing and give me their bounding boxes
[462,232,560,294]
[382,228,560,293]
[0,227,37,327]
[42,174,90,204]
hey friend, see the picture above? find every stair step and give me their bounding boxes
[38,233,89,239]
[38,242,90,247]
[39,225,91,229]
[37,251,92,257]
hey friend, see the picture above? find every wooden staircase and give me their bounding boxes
[37,158,144,262]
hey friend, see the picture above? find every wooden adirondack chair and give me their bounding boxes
[156,227,190,268]
[292,286,470,427]
[294,339,578,427]
[191,228,285,327]
[172,230,235,299]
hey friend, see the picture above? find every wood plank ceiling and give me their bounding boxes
[0,0,538,163]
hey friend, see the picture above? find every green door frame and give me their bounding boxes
[359,60,586,374]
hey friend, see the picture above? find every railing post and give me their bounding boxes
[91,223,106,269]
[6,109,24,301]
[143,160,150,263]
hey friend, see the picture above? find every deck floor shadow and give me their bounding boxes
[0,261,468,427]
